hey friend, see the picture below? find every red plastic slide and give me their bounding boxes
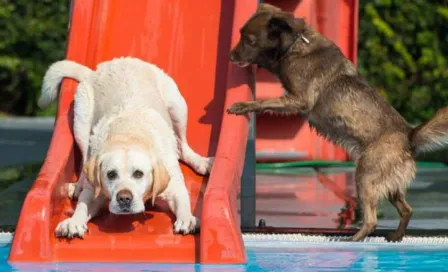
[9,0,256,264]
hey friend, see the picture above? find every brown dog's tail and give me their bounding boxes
[410,107,448,154]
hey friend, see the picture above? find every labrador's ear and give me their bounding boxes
[150,160,170,206]
[83,155,103,199]
[257,3,282,13]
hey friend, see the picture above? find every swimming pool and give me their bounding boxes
[2,237,448,271]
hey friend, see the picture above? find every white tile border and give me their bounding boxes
[2,232,448,249]
[0,232,12,245]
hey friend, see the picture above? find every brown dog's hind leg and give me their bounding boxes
[350,182,378,241]
[227,96,307,115]
[386,191,413,242]
[350,134,416,242]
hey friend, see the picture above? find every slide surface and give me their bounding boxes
[9,0,256,264]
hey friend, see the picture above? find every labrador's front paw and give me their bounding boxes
[174,215,200,235]
[55,217,88,239]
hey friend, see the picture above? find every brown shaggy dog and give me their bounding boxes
[227,3,448,242]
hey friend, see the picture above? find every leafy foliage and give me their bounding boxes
[358,0,448,124]
[0,0,68,116]
[1,0,448,122]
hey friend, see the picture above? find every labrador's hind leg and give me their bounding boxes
[164,77,213,175]
[70,81,94,199]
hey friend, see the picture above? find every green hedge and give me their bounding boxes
[0,0,68,117]
[1,0,448,124]
[358,0,448,124]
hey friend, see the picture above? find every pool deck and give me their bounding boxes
[252,167,448,231]
[1,117,448,232]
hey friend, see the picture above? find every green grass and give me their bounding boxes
[35,103,57,117]
[0,163,42,191]
[256,160,447,170]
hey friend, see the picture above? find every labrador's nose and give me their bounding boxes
[116,189,133,209]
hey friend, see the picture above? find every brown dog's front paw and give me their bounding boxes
[386,231,404,242]
[227,102,254,115]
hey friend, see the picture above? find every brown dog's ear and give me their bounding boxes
[150,161,170,206]
[83,155,102,199]
[257,3,282,13]
[268,13,306,34]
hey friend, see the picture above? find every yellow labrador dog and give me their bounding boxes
[38,57,213,238]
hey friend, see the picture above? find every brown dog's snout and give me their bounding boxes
[116,189,133,210]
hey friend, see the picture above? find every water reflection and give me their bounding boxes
[3,242,448,272]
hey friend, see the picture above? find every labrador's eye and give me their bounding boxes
[133,170,144,179]
[107,170,118,180]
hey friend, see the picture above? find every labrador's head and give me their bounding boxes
[84,144,169,214]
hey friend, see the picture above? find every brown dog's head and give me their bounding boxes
[228,3,306,69]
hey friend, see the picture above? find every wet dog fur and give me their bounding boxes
[227,3,448,242]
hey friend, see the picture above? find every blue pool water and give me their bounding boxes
[2,240,448,271]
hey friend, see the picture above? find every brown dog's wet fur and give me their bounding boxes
[228,3,448,242]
